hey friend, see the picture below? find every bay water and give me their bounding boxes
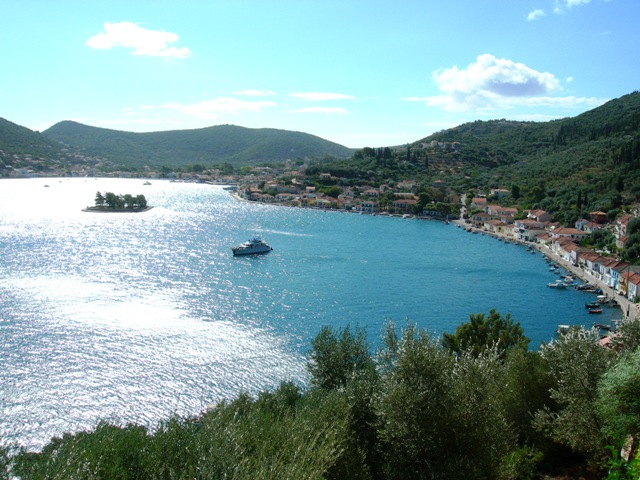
[0,178,620,450]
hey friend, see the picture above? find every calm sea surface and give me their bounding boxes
[0,178,621,449]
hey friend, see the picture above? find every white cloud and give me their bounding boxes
[234,89,276,97]
[86,21,191,58]
[415,54,609,113]
[292,107,348,114]
[289,92,355,101]
[527,9,546,21]
[553,0,591,13]
[148,98,278,119]
[420,54,575,112]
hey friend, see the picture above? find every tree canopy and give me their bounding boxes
[441,309,530,359]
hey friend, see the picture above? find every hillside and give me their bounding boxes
[0,118,62,159]
[42,122,354,168]
[305,91,640,224]
[418,92,640,218]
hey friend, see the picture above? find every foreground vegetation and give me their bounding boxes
[3,312,640,480]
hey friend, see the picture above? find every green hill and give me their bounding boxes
[306,91,640,224]
[419,91,640,218]
[0,118,62,161]
[42,121,354,168]
[0,117,97,174]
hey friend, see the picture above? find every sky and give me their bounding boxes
[2,0,638,149]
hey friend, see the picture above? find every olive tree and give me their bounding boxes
[534,327,615,464]
[442,309,529,359]
[597,348,640,454]
[307,324,375,391]
[375,322,516,480]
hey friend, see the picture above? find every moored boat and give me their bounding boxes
[231,236,273,256]
[588,308,603,314]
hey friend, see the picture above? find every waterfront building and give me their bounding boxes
[514,219,546,242]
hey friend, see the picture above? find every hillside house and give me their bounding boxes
[490,188,511,199]
[487,205,518,223]
[527,209,553,223]
[471,197,487,210]
[575,219,604,233]
[394,192,417,199]
[590,211,608,224]
[615,214,635,249]
[551,227,588,242]
[397,180,417,191]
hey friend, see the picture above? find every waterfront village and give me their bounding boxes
[216,166,640,320]
[7,158,640,319]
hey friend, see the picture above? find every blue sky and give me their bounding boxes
[2,0,638,148]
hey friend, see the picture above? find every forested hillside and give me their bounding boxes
[42,121,354,168]
[0,118,59,155]
[308,91,640,225]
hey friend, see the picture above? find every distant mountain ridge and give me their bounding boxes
[42,121,354,168]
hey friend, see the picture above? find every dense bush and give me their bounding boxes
[4,315,640,479]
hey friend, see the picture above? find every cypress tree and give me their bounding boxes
[576,190,582,210]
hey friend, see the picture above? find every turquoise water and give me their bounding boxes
[0,178,620,449]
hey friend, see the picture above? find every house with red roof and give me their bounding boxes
[550,227,588,241]
[527,209,552,223]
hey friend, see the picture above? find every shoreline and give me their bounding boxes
[81,206,154,213]
[452,218,639,322]
[229,191,637,325]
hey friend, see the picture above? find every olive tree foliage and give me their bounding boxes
[597,348,640,447]
[534,327,616,463]
[441,309,530,359]
[501,348,554,446]
[307,325,379,478]
[0,446,9,480]
[611,317,640,352]
[374,322,516,480]
[12,384,368,480]
[307,324,376,391]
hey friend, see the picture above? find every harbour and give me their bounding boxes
[0,178,623,450]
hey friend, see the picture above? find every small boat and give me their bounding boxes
[548,280,568,289]
[231,236,273,256]
[588,308,603,314]
[593,323,611,330]
[585,302,600,308]
[143,181,152,185]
